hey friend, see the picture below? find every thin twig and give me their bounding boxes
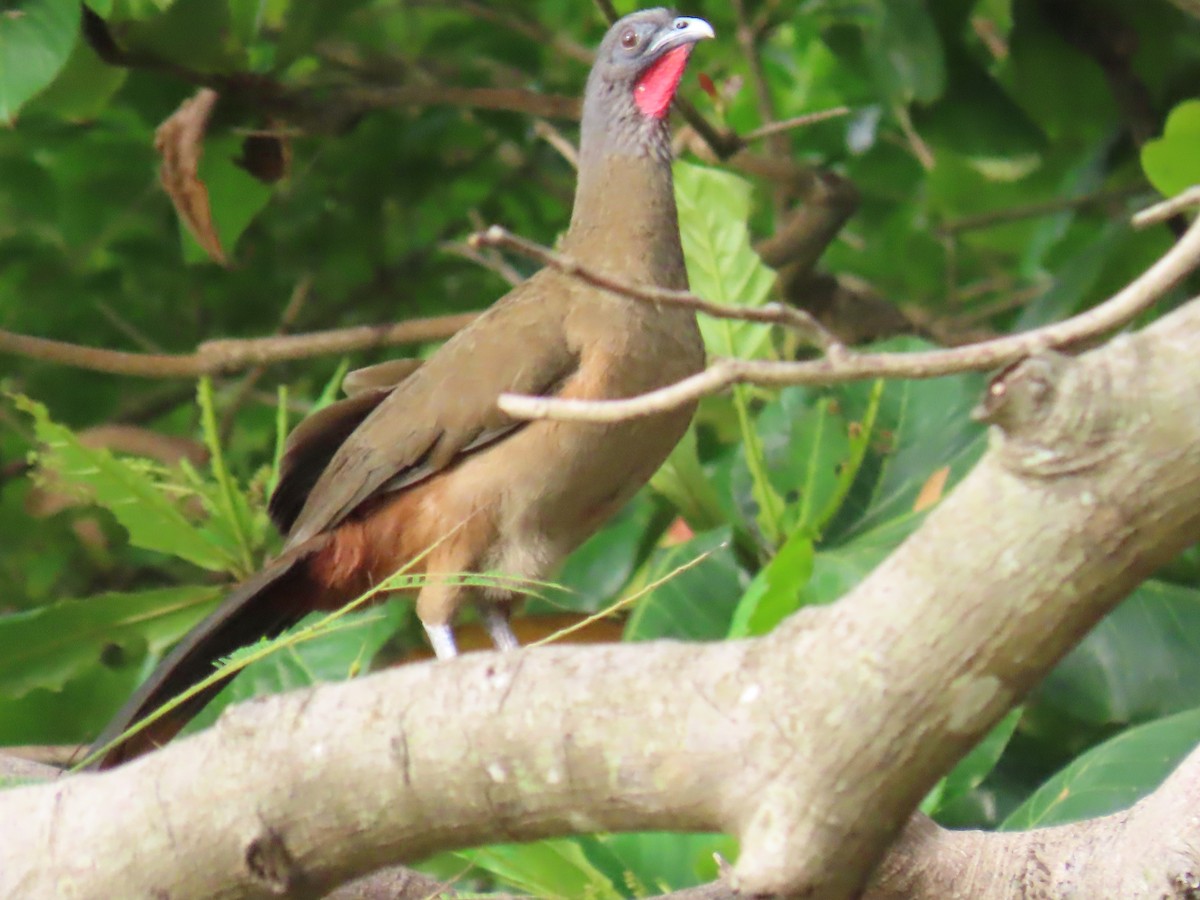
[942,184,1147,235]
[439,241,525,288]
[498,201,1200,422]
[1133,185,1200,228]
[0,313,476,379]
[533,120,579,169]
[741,106,852,143]
[893,104,936,171]
[591,0,619,24]
[471,225,844,352]
[219,274,314,440]
[730,0,785,162]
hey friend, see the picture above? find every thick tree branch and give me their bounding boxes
[6,297,1200,898]
[868,746,1200,898]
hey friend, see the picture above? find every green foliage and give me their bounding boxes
[0,0,81,124]
[12,392,238,572]
[1142,99,1200,198]
[0,585,220,699]
[1003,707,1200,829]
[2,0,1200,893]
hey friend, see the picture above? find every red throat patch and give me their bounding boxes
[633,46,693,119]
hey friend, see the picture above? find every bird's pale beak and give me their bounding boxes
[647,16,715,56]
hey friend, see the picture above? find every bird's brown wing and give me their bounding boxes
[269,359,425,533]
[284,278,580,547]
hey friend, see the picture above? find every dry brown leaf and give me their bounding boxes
[154,88,226,266]
[913,465,950,513]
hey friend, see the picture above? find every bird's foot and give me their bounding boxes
[478,602,520,651]
[424,623,458,659]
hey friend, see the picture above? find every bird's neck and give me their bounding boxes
[563,119,686,290]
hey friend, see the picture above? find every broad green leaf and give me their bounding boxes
[180,134,274,265]
[1142,99,1200,199]
[923,707,1022,815]
[457,839,624,900]
[11,393,236,572]
[1028,581,1200,733]
[1002,0,1117,142]
[674,162,782,542]
[0,585,221,698]
[732,387,865,540]
[0,663,140,744]
[674,161,777,360]
[625,528,744,642]
[727,526,813,638]
[1003,707,1200,829]
[866,0,946,106]
[650,426,731,533]
[0,0,81,124]
[195,603,408,715]
[107,0,245,72]
[550,494,660,615]
[826,346,986,543]
[197,377,255,574]
[914,54,1045,164]
[580,832,739,894]
[22,28,126,121]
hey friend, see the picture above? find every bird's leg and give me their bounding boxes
[424,623,459,659]
[477,600,520,651]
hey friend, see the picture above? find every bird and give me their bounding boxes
[88,7,713,769]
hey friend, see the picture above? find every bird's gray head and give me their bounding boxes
[580,9,714,161]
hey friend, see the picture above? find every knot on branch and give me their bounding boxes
[973,350,1122,477]
[245,824,304,892]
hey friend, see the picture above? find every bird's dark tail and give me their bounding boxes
[85,541,326,770]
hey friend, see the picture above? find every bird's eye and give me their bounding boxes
[620,29,638,49]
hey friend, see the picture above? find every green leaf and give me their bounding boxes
[674,161,777,360]
[199,603,406,712]
[923,707,1022,815]
[1142,99,1200,199]
[106,0,245,72]
[550,494,660,615]
[22,26,126,121]
[914,53,1045,164]
[625,528,744,642]
[650,426,730,533]
[727,527,814,638]
[0,0,81,124]
[580,832,739,894]
[10,392,235,572]
[828,346,987,542]
[0,585,221,698]
[1028,581,1200,735]
[198,377,255,574]
[674,161,783,543]
[458,839,625,899]
[0,662,141,744]
[1003,707,1200,829]
[865,0,946,106]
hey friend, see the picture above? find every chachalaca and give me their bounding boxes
[89,7,712,769]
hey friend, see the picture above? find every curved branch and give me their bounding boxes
[0,313,475,379]
[472,226,844,350]
[499,195,1200,422]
